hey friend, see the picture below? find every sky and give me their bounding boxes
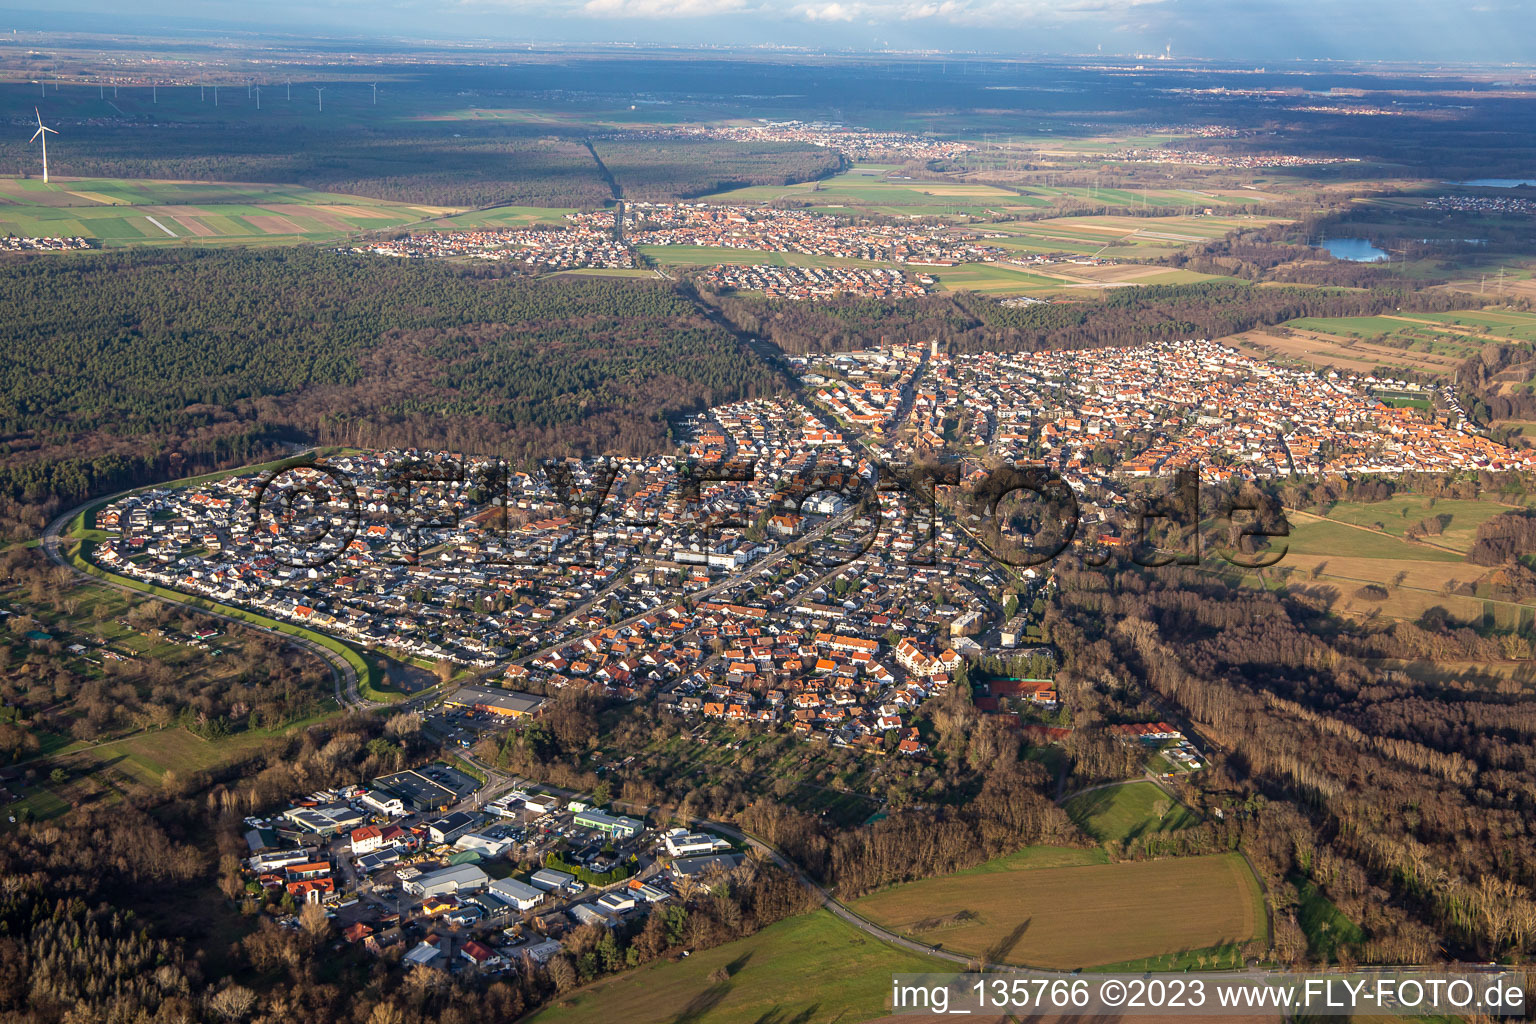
[14,0,1536,63]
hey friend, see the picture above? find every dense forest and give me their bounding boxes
[705,281,1484,357]
[0,250,785,537]
[1040,562,1536,963]
[0,126,839,209]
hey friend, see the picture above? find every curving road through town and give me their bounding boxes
[40,491,374,712]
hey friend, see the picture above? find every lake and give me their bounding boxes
[1320,238,1388,262]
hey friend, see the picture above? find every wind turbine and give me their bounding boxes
[314,86,324,112]
[254,85,261,110]
[29,108,58,184]
[371,82,377,105]
[286,78,291,101]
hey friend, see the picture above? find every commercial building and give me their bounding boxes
[528,867,576,892]
[663,831,731,858]
[572,808,644,839]
[443,685,547,719]
[426,811,480,845]
[401,863,490,899]
[488,877,546,912]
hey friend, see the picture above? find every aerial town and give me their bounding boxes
[696,264,929,300]
[1425,193,1536,216]
[342,201,1006,278]
[652,119,976,161]
[0,233,92,251]
[88,338,1527,700]
[238,750,755,976]
[1106,147,1360,168]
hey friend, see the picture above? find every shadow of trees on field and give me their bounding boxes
[984,917,1031,965]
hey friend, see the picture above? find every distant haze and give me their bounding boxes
[8,0,1536,63]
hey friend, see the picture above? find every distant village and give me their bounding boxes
[645,119,975,162]
[1,234,92,251]
[697,264,930,300]
[1426,194,1536,216]
[1107,148,1360,168]
[339,200,1006,289]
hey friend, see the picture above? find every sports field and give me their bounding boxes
[0,176,456,246]
[529,910,937,1024]
[1063,780,1200,842]
[851,851,1267,970]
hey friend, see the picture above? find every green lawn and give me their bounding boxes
[1285,315,1409,339]
[1285,518,1465,562]
[938,844,1110,874]
[1318,496,1520,553]
[4,783,69,823]
[1294,878,1365,960]
[529,910,937,1024]
[1063,780,1199,843]
[929,263,1070,295]
[424,205,574,230]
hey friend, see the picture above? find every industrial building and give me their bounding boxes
[572,808,644,839]
[400,863,490,898]
[443,685,547,719]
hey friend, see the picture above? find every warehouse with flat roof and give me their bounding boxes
[443,685,546,718]
[401,863,489,899]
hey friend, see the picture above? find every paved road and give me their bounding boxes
[40,486,372,713]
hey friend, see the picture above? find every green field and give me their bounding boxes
[986,213,1283,259]
[1284,517,1465,562]
[0,176,456,246]
[928,262,1072,295]
[529,910,937,1024]
[1063,780,1200,843]
[704,166,1268,222]
[852,851,1266,969]
[1284,309,1536,347]
[705,167,1043,218]
[1318,495,1520,553]
[423,204,574,230]
[1407,309,1536,342]
[1285,315,1418,339]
